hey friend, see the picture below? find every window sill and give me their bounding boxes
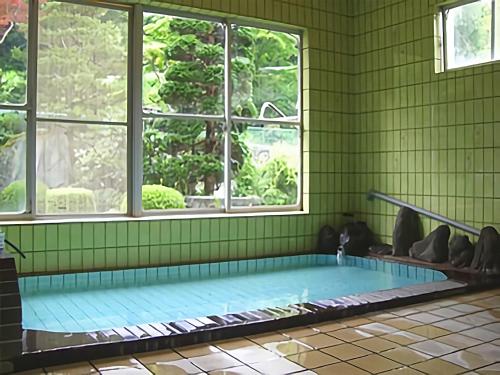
[0,209,308,226]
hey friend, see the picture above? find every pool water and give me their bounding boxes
[20,255,447,333]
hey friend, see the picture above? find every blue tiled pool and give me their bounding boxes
[19,255,447,333]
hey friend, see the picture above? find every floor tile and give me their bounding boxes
[263,339,312,356]
[476,363,500,375]
[175,344,220,358]
[472,296,500,308]
[314,362,370,375]
[321,343,372,361]
[92,356,148,372]
[280,327,319,339]
[461,327,500,341]
[144,359,201,375]
[215,338,257,351]
[448,304,484,314]
[411,358,467,375]
[456,310,500,326]
[435,333,483,349]
[223,346,278,364]
[250,358,305,375]
[366,312,399,321]
[481,322,500,334]
[467,343,500,363]
[45,362,98,374]
[381,331,427,345]
[408,325,450,339]
[189,352,241,372]
[246,332,288,345]
[412,303,441,312]
[349,353,401,373]
[379,367,425,375]
[409,340,456,357]
[432,319,473,333]
[308,321,346,332]
[134,349,183,364]
[391,307,421,317]
[429,307,464,319]
[327,327,374,342]
[383,318,423,330]
[380,347,431,365]
[405,312,443,324]
[357,322,398,335]
[441,349,495,370]
[14,370,46,375]
[340,317,374,327]
[208,365,260,375]
[286,350,338,369]
[354,337,400,353]
[296,333,344,349]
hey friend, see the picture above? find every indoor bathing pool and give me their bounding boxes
[19,255,448,333]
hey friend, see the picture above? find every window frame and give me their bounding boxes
[0,0,303,221]
[437,0,498,71]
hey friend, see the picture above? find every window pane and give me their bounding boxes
[0,110,26,213]
[0,0,28,105]
[446,0,492,69]
[142,118,225,210]
[495,0,500,59]
[232,25,299,120]
[143,14,224,116]
[37,1,128,122]
[36,123,127,214]
[232,124,300,207]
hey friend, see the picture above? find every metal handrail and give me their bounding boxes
[367,190,481,236]
[4,238,26,259]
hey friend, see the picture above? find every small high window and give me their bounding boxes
[438,0,500,70]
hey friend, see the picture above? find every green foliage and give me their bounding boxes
[452,2,492,61]
[0,24,27,105]
[0,111,25,147]
[258,157,298,205]
[36,2,128,121]
[234,156,298,206]
[233,155,259,197]
[122,185,185,211]
[71,125,127,211]
[0,180,48,213]
[45,187,96,214]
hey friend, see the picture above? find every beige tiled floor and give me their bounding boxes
[15,288,500,375]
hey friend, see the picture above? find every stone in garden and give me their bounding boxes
[392,207,421,256]
[471,226,500,274]
[449,235,474,268]
[409,225,450,263]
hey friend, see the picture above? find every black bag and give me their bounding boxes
[317,225,339,253]
[339,222,374,256]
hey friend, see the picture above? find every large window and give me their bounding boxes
[438,0,499,70]
[0,1,302,218]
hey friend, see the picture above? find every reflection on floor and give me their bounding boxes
[15,288,500,374]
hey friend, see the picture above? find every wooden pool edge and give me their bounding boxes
[13,276,479,372]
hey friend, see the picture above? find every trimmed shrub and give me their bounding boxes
[142,185,185,210]
[45,187,96,214]
[120,185,185,211]
[0,180,48,212]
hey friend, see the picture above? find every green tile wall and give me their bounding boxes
[0,0,354,275]
[350,0,500,243]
